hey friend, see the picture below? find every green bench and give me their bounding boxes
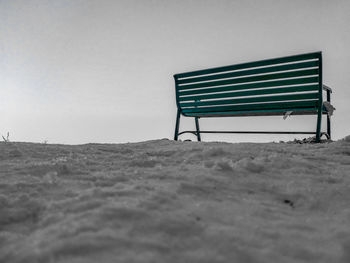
[173,51,333,142]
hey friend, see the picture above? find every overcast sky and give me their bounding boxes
[1,0,349,144]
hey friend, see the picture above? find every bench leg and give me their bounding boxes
[316,110,322,142]
[327,115,331,140]
[195,117,201,142]
[326,90,331,140]
[174,109,181,141]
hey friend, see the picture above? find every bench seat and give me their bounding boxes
[184,108,329,118]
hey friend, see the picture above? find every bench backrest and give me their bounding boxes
[174,52,322,116]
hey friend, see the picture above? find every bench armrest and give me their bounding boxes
[323,85,332,93]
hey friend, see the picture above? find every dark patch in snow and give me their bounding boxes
[283,199,295,208]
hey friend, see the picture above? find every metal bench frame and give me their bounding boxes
[173,52,333,142]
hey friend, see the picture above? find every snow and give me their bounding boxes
[0,137,350,263]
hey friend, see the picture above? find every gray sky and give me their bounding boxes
[1,0,349,144]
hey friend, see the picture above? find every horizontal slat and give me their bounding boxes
[175,52,320,79]
[179,84,319,102]
[183,108,320,117]
[177,61,319,85]
[178,77,319,97]
[180,93,319,108]
[178,69,318,90]
[182,101,318,114]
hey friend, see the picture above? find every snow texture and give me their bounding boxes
[1,137,350,263]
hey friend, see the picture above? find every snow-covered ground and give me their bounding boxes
[1,137,350,263]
